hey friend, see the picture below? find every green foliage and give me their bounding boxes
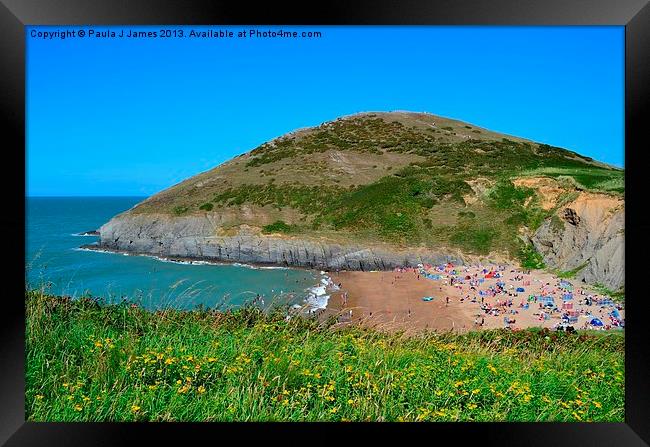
[450,226,497,255]
[212,184,347,215]
[553,263,589,279]
[26,290,624,422]
[489,180,535,210]
[198,203,214,211]
[518,243,546,270]
[322,168,471,243]
[262,220,297,234]
[173,206,189,216]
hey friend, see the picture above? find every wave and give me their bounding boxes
[301,272,341,312]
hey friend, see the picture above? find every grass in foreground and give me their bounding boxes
[26,289,624,422]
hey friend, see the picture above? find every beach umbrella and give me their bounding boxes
[590,318,604,326]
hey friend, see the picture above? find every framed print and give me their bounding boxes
[2,0,649,445]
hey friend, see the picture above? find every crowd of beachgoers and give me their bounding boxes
[324,263,624,333]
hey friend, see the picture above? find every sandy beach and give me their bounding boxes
[324,264,624,334]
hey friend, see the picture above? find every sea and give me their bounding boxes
[26,197,328,311]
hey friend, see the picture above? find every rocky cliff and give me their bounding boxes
[97,213,468,271]
[531,193,624,291]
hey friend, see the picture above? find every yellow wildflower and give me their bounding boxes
[197,385,206,394]
[131,405,141,412]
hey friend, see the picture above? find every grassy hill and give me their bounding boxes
[26,289,624,422]
[127,111,623,266]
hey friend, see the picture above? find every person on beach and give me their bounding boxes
[445,296,450,307]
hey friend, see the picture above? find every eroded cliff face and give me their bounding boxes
[97,213,468,271]
[531,193,624,291]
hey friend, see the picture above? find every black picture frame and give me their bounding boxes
[3,1,649,445]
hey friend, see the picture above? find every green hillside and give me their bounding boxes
[129,112,623,264]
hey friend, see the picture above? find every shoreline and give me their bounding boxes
[78,243,333,312]
[79,245,624,334]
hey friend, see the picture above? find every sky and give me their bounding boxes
[26,26,624,197]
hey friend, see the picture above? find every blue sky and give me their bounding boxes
[27,26,624,196]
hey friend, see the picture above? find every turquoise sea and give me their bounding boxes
[26,197,321,311]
